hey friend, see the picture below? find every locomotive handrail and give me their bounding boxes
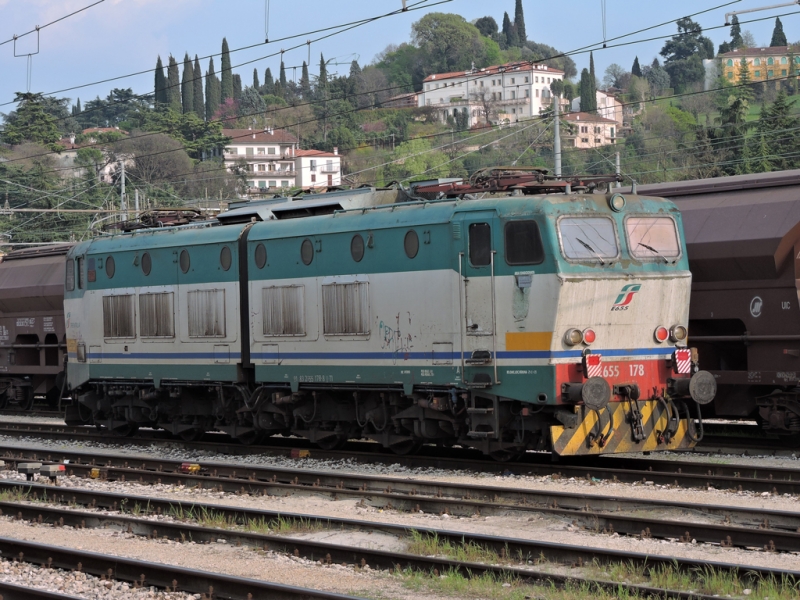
[491,250,500,385]
[458,252,466,379]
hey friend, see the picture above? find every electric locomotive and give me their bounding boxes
[63,170,714,457]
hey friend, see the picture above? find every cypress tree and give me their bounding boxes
[502,12,512,47]
[632,56,642,78]
[193,55,204,118]
[233,74,242,101]
[181,53,194,114]
[279,61,287,87]
[253,68,260,90]
[154,56,167,105]
[514,0,526,43]
[264,68,274,94]
[300,61,310,98]
[771,17,788,47]
[589,51,596,89]
[730,15,743,49]
[221,37,233,101]
[579,68,597,113]
[76,98,82,114]
[206,57,220,120]
[319,54,328,93]
[167,55,181,111]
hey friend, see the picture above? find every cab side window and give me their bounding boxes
[505,220,545,265]
[65,259,75,291]
[469,223,491,266]
[76,257,84,289]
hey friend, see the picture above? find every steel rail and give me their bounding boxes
[0,422,798,488]
[0,581,86,600]
[2,448,800,551]
[0,485,794,600]
[0,537,367,600]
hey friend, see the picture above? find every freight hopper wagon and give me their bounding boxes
[63,171,714,458]
[634,171,800,437]
[0,245,71,409]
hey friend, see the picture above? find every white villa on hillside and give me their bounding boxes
[417,62,565,126]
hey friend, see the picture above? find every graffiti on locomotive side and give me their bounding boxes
[379,312,414,363]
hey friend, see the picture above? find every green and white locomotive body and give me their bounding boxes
[65,188,714,456]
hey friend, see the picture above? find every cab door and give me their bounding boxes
[457,212,498,386]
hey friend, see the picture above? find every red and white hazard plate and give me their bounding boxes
[674,348,692,374]
[584,353,603,378]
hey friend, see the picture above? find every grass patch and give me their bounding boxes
[166,505,324,536]
[406,531,525,565]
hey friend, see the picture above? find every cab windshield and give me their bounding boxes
[626,216,680,260]
[558,216,618,261]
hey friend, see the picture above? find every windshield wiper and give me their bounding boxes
[638,242,669,264]
[576,237,605,265]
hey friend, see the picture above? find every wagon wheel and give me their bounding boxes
[17,389,34,411]
[389,439,423,456]
[236,430,264,446]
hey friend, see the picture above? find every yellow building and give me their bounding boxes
[720,46,797,83]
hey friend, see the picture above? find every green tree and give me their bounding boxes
[154,56,167,105]
[376,43,424,92]
[579,69,596,112]
[384,138,451,182]
[771,17,788,47]
[1,93,63,150]
[233,74,242,102]
[181,53,194,115]
[632,56,642,77]
[589,51,597,89]
[514,0,526,43]
[167,55,181,112]
[730,15,743,49]
[279,61,287,88]
[501,12,518,47]
[412,13,493,74]
[300,62,311,98]
[318,54,328,94]
[138,109,231,160]
[221,37,233,101]
[193,55,204,118]
[264,68,274,95]
[253,68,260,90]
[474,16,498,38]
[757,89,798,169]
[660,17,714,91]
[206,57,220,121]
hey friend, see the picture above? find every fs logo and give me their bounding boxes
[611,284,642,311]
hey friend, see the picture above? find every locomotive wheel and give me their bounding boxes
[389,439,423,455]
[179,429,205,442]
[316,435,348,450]
[0,393,7,410]
[488,449,523,462]
[111,423,138,437]
[237,430,264,445]
[17,389,34,411]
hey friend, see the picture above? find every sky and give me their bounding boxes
[0,0,799,112]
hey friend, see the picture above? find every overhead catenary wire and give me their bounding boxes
[0,1,106,48]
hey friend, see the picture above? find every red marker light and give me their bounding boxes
[582,328,596,345]
[654,326,669,343]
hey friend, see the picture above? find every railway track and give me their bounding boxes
[0,481,795,600]
[0,581,85,600]
[1,421,800,493]
[0,537,367,600]
[2,446,800,552]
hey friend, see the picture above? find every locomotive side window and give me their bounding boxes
[66,259,75,291]
[254,244,267,269]
[179,250,190,274]
[626,216,681,260]
[301,239,314,265]
[139,293,175,338]
[558,216,618,261]
[141,252,152,276]
[350,235,364,263]
[505,221,545,265]
[103,295,136,338]
[106,256,116,278]
[404,230,419,259]
[220,246,232,271]
[469,223,491,266]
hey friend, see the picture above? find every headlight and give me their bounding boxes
[670,325,688,343]
[654,326,669,343]
[564,328,583,346]
[608,193,626,212]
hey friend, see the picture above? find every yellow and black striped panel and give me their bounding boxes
[550,400,698,456]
